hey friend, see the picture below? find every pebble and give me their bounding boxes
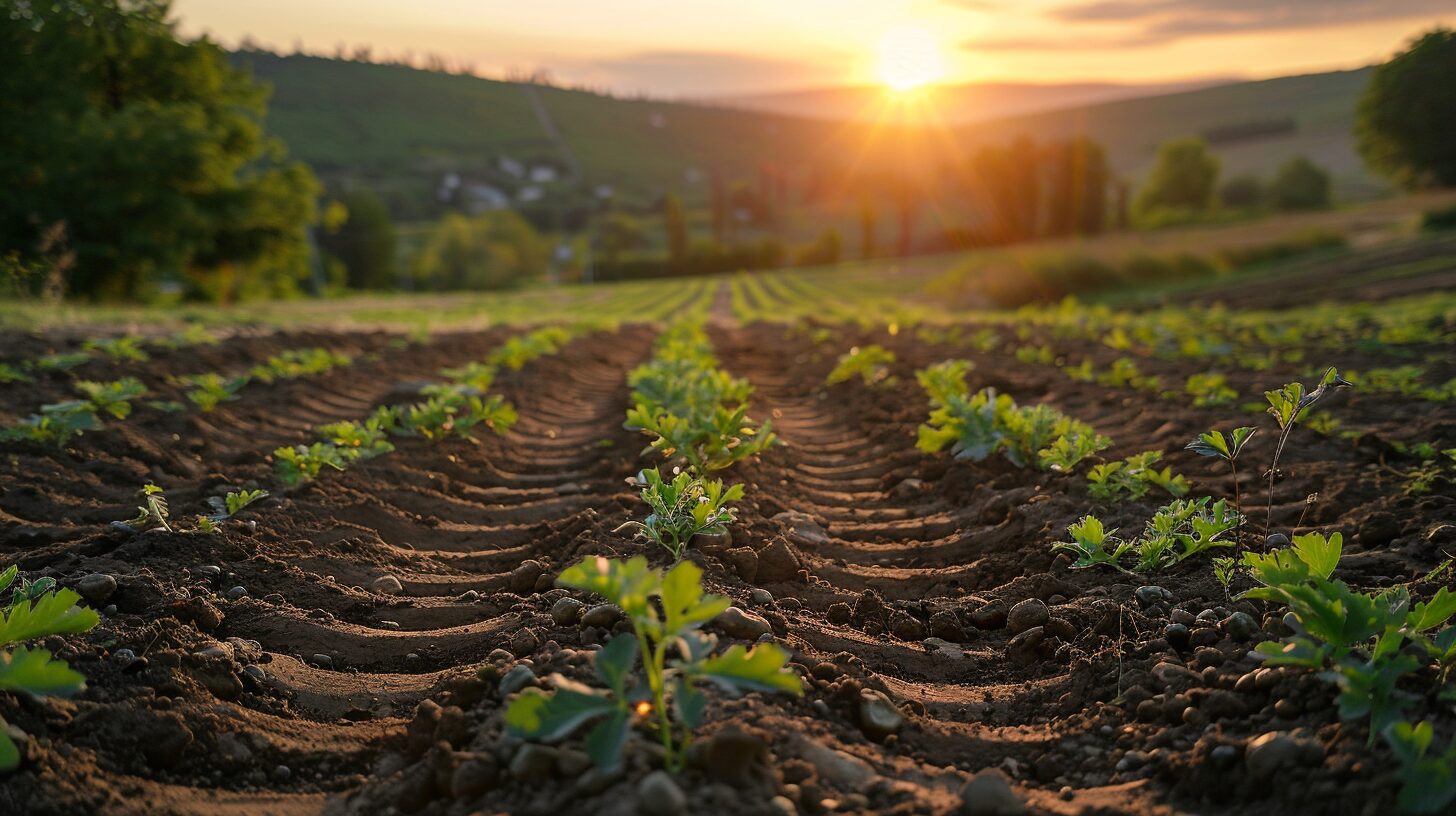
[225,586,248,601]
[1007,599,1049,635]
[77,573,118,604]
[511,560,546,595]
[1134,586,1173,608]
[242,665,267,683]
[969,602,1008,630]
[372,575,403,594]
[1265,533,1290,549]
[109,521,135,534]
[498,664,537,696]
[509,628,541,656]
[714,606,772,640]
[749,588,774,606]
[112,648,137,667]
[755,538,802,582]
[310,653,334,669]
[958,769,1025,815]
[551,597,586,625]
[637,770,687,816]
[456,589,480,602]
[1209,744,1240,769]
[1164,623,1191,651]
[582,604,623,628]
[1244,732,1318,779]
[929,610,967,642]
[856,689,904,741]
[1221,612,1260,641]
[509,744,558,780]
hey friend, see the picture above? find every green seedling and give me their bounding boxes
[0,566,101,772]
[1086,451,1189,503]
[317,419,395,461]
[180,373,249,412]
[1186,425,1258,543]
[1054,497,1239,573]
[615,468,745,560]
[2,401,101,446]
[1185,372,1237,407]
[124,484,172,532]
[1053,516,1132,570]
[438,362,498,394]
[74,378,146,420]
[1384,721,1456,815]
[205,489,269,522]
[84,336,149,363]
[274,443,349,487]
[34,352,89,372]
[249,348,351,383]
[826,345,895,387]
[505,557,801,772]
[1263,367,1351,530]
[0,364,31,385]
[1212,556,1238,600]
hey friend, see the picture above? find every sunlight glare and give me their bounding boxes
[877,26,944,92]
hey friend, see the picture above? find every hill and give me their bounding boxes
[236,51,1383,220]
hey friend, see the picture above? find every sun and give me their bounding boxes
[876,26,945,93]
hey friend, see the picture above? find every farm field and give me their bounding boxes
[2,242,1455,816]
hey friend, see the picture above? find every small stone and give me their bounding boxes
[225,586,248,601]
[723,547,758,582]
[1264,533,1290,549]
[452,757,500,799]
[1007,599,1049,635]
[1005,627,1045,665]
[1164,623,1191,651]
[456,589,480,602]
[1209,744,1240,770]
[509,744,559,781]
[714,607,772,640]
[242,664,267,683]
[856,689,904,741]
[1244,732,1316,779]
[508,628,540,657]
[271,764,291,782]
[196,565,221,578]
[889,610,925,641]
[582,604,623,628]
[111,648,137,667]
[637,770,687,816]
[969,603,1008,630]
[310,653,333,669]
[958,769,1025,815]
[924,637,963,659]
[826,603,852,624]
[498,665,537,696]
[1134,586,1173,608]
[749,588,774,606]
[1221,612,1259,642]
[929,610,966,642]
[551,597,585,625]
[771,510,829,547]
[756,539,802,582]
[511,560,546,595]
[109,521,135,534]
[372,575,403,594]
[77,574,118,603]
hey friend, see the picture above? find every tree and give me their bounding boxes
[794,229,841,268]
[858,194,877,259]
[318,189,397,289]
[971,137,1041,243]
[1356,28,1456,189]
[411,211,547,291]
[0,0,320,301]
[663,194,688,264]
[1268,157,1332,211]
[597,211,647,263]
[1044,138,1109,237]
[1134,137,1220,217]
[1220,176,1265,210]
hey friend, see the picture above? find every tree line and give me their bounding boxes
[2,2,1453,301]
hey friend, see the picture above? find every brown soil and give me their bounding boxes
[1,301,1452,815]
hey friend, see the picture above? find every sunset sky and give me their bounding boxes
[173,0,1452,96]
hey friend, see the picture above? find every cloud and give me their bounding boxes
[964,0,1452,51]
[557,50,839,98]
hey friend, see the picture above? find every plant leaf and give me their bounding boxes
[583,709,630,771]
[593,635,638,698]
[694,644,803,695]
[0,589,101,647]
[0,646,87,695]
[503,681,617,741]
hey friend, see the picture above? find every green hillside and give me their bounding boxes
[237,51,1382,220]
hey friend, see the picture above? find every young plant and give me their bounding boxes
[317,419,395,461]
[0,566,101,772]
[125,484,172,532]
[1212,556,1238,600]
[505,557,802,772]
[615,468,745,560]
[273,443,349,488]
[1186,426,1258,543]
[1384,721,1456,816]
[205,489,269,521]
[74,378,147,420]
[0,364,32,385]
[1185,372,1237,407]
[1086,451,1189,503]
[1262,367,1351,530]
[1052,497,1240,573]
[437,362,498,394]
[84,336,149,363]
[2,401,101,446]
[180,373,249,412]
[826,345,895,387]
[1053,516,1132,571]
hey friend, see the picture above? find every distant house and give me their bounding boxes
[498,156,526,178]
[517,185,544,203]
[462,183,510,213]
[437,172,462,202]
[529,165,559,183]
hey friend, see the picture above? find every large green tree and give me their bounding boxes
[1134,137,1220,218]
[1356,28,1456,189]
[411,211,547,291]
[0,0,320,301]
[318,189,397,289]
[1268,157,1332,211]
